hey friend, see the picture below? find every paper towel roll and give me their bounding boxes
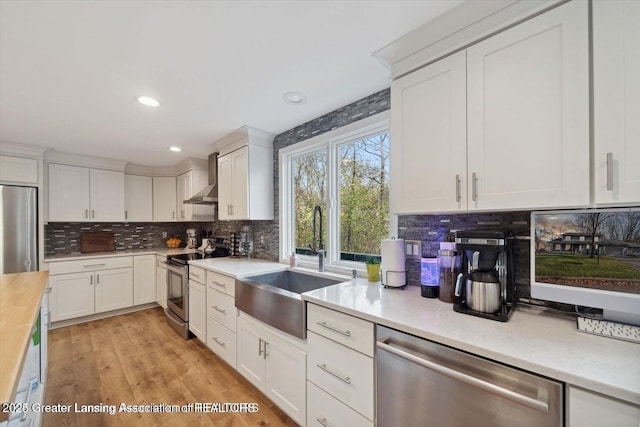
[381,238,406,287]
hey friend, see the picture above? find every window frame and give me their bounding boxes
[279,111,390,273]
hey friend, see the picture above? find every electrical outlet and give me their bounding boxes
[162,231,167,238]
[405,240,422,259]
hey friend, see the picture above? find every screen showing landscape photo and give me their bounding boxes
[534,210,640,295]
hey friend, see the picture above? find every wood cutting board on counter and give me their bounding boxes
[80,232,115,253]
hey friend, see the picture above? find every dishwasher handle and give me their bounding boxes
[376,337,549,413]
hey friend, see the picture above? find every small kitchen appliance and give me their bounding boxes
[185,228,199,249]
[454,230,516,321]
[420,257,439,298]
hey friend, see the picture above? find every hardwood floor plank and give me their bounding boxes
[43,307,298,426]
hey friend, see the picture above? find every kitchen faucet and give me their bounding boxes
[311,205,325,272]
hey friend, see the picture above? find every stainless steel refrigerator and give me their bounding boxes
[0,185,38,274]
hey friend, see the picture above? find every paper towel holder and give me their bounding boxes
[382,270,407,289]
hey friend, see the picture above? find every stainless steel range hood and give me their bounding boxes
[184,152,218,204]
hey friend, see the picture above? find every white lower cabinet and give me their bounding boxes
[156,255,167,308]
[205,270,238,369]
[49,267,133,322]
[306,303,375,425]
[188,280,206,340]
[237,314,306,425]
[133,255,156,305]
[567,386,640,427]
[307,381,372,427]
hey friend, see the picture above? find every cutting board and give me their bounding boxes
[80,232,115,253]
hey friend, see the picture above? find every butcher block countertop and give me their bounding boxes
[0,271,48,416]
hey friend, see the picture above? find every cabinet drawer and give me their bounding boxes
[307,332,374,420]
[307,303,374,356]
[307,381,373,427]
[207,317,237,369]
[207,286,237,332]
[207,271,235,297]
[189,265,206,284]
[48,256,133,275]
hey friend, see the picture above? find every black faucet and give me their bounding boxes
[311,205,325,272]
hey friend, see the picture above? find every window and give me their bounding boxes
[280,113,390,271]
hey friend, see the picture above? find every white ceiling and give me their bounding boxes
[0,0,462,167]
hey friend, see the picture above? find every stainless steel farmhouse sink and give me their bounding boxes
[235,270,343,339]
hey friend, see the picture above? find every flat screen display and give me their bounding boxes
[533,209,640,295]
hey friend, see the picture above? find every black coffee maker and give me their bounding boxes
[453,230,516,322]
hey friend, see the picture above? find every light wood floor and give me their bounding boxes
[43,307,297,426]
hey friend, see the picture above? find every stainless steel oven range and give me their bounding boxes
[165,248,229,339]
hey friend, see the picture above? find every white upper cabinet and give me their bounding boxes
[152,176,176,222]
[466,0,589,211]
[390,0,589,214]
[124,174,153,222]
[593,0,640,205]
[215,125,274,221]
[176,169,214,221]
[0,155,39,184]
[391,51,467,214]
[49,163,124,222]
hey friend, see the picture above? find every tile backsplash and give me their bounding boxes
[397,211,533,298]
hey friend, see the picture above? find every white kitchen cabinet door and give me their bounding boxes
[89,169,125,221]
[236,316,267,391]
[94,268,133,313]
[176,171,192,221]
[466,0,589,211]
[124,174,153,222]
[133,255,156,305]
[0,155,38,184]
[593,0,640,205]
[152,176,176,222]
[48,163,90,222]
[49,272,94,322]
[567,386,640,427]
[156,256,167,308]
[264,331,306,425]
[390,50,467,214]
[218,145,273,220]
[307,381,373,427]
[188,280,206,340]
[207,317,237,369]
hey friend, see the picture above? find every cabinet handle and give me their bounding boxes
[212,337,226,347]
[212,305,226,314]
[606,152,613,191]
[455,174,461,202]
[90,275,93,285]
[191,273,200,278]
[472,172,478,201]
[258,337,263,356]
[211,281,226,288]
[83,263,106,268]
[125,210,128,220]
[316,363,351,384]
[85,209,89,219]
[96,273,100,284]
[316,321,351,337]
[264,340,268,359]
[315,417,330,427]
[44,286,52,294]
[172,211,175,219]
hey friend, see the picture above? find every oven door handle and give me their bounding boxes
[165,260,187,273]
[165,308,186,326]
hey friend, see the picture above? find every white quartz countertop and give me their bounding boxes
[44,247,196,261]
[188,257,288,278]
[302,279,640,406]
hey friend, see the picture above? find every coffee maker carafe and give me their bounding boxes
[453,230,516,322]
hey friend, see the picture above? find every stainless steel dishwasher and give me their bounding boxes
[376,325,563,427]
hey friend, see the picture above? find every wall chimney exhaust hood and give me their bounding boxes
[184,152,218,204]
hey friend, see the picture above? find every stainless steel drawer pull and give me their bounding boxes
[316,321,351,337]
[258,337,263,356]
[316,363,351,384]
[455,174,461,202]
[85,209,89,219]
[212,337,226,347]
[472,172,478,201]
[90,275,93,285]
[83,263,107,268]
[92,209,95,219]
[191,273,200,278]
[606,152,613,191]
[211,281,226,288]
[212,305,226,314]
[376,337,549,413]
[96,274,100,284]
[316,417,330,427]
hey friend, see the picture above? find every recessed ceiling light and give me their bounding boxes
[137,96,160,107]
[169,146,182,152]
[282,92,307,105]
